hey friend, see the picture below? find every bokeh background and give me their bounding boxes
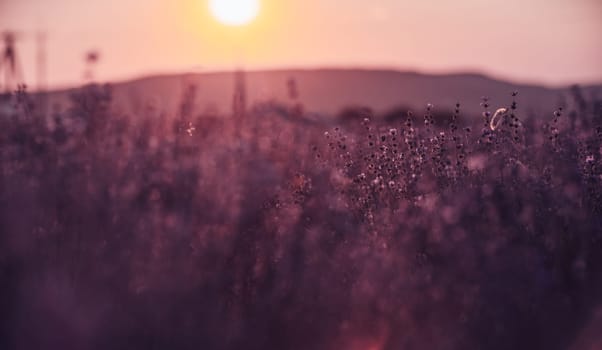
[1,0,601,87]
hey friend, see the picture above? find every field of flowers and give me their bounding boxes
[1,84,601,349]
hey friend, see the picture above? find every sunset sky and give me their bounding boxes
[1,0,601,88]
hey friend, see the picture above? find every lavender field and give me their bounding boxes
[3,0,602,348]
[1,81,601,349]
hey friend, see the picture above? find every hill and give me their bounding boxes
[48,69,602,118]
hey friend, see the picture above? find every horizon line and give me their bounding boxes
[38,65,602,93]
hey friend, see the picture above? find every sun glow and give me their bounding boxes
[209,0,260,26]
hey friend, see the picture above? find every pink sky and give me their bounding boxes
[1,0,601,88]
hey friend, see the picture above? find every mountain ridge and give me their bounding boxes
[47,68,602,118]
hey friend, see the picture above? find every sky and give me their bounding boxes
[1,0,601,88]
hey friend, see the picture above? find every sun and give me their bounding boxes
[209,0,260,26]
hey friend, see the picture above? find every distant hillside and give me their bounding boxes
[48,69,602,118]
